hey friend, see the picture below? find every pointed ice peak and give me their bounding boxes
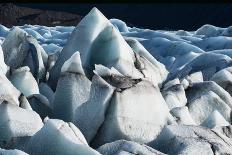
[93,64,123,77]
[10,66,40,97]
[61,52,85,74]
[89,7,101,15]
[77,7,107,31]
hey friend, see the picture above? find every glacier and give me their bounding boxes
[0,7,232,155]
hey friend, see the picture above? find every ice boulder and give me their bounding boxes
[26,119,101,155]
[0,102,43,148]
[9,67,40,97]
[1,27,47,81]
[149,125,232,155]
[97,140,166,155]
[91,80,171,147]
[1,27,27,68]
[187,91,231,125]
[53,52,91,122]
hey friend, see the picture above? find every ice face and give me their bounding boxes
[0,102,43,148]
[1,27,47,81]
[2,27,28,68]
[0,72,21,105]
[53,53,91,122]
[170,106,196,125]
[9,67,40,97]
[91,80,170,147]
[74,73,115,142]
[201,110,230,128]
[27,94,52,119]
[162,84,187,110]
[26,119,101,155]
[188,91,231,125]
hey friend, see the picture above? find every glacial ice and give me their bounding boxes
[97,140,166,155]
[0,102,43,148]
[109,19,129,33]
[27,94,52,119]
[9,67,40,97]
[0,72,21,105]
[53,52,91,122]
[91,80,171,147]
[74,69,115,142]
[48,7,142,89]
[0,148,28,155]
[201,110,230,128]
[1,6,232,155]
[26,119,101,155]
[149,125,232,154]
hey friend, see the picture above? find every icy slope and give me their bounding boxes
[0,7,232,155]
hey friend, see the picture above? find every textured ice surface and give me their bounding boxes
[149,125,232,155]
[48,7,142,90]
[97,140,166,155]
[91,80,171,147]
[26,119,101,155]
[9,67,40,97]
[53,52,91,122]
[74,70,115,142]
[0,148,28,155]
[0,102,43,148]
[1,6,232,155]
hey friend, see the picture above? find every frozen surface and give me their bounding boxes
[1,7,232,155]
